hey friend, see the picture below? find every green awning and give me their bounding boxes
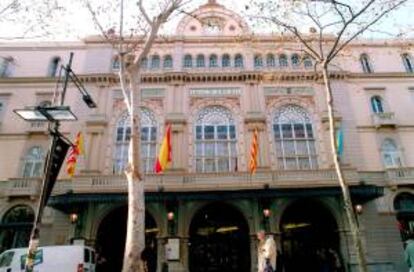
[48,185,383,213]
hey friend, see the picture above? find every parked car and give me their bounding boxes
[0,245,95,272]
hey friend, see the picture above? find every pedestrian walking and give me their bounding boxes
[257,230,277,272]
[405,233,414,272]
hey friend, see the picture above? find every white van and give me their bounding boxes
[0,245,95,272]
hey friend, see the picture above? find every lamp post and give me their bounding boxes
[14,53,96,272]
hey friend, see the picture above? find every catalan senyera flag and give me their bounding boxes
[155,124,172,173]
[249,128,259,174]
[66,132,84,177]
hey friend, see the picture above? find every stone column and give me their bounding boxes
[245,118,270,170]
[165,82,187,172]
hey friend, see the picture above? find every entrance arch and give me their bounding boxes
[280,200,342,272]
[188,202,250,272]
[95,206,158,272]
[0,205,34,252]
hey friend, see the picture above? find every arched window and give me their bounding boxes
[222,54,230,67]
[273,105,317,170]
[0,205,34,251]
[140,57,148,69]
[163,55,173,69]
[360,54,373,73]
[209,54,218,67]
[402,54,413,73]
[194,106,237,173]
[112,56,120,70]
[381,139,402,168]
[48,57,61,77]
[279,54,288,68]
[22,146,45,177]
[150,55,160,69]
[370,96,384,113]
[395,193,414,212]
[0,57,13,77]
[254,54,263,68]
[394,193,414,242]
[114,108,157,174]
[196,54,205,67]
[234,54,243,68]
[183,54,193,68]
[266,54,275,67]
[291,54,300,68]
[303,56,313,69]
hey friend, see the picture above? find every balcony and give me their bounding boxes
[387,168,414,185]
[49,169,363,195]
[371,112,396,128]
[26,121,48,133]
[1,178,41,198]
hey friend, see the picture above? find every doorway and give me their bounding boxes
[280,200,342,272]
[188,202,250,272]
[95,206,158,272]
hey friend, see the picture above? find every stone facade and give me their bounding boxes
[0,1,413,272]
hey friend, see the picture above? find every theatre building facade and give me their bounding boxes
[0,1,414,271]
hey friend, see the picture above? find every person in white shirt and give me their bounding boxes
[257,230,277,272]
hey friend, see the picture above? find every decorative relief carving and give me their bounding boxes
[264,86,314,96]
[189,87,241,97]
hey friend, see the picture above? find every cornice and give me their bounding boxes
[1,71,413,86]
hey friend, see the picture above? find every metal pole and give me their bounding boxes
[25,53,74,272]
[24,132,59,272]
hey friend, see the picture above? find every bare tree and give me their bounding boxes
[0,0,65,40]
[84,0,187,271]
[246,0,408,271]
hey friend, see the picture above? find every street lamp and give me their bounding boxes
[14,52,96,272]
[14,106,77,122]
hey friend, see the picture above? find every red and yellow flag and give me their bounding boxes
[66,132,84,177]
[249,128,259,174]
[155,124,172,173]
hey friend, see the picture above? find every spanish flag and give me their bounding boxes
[249,128,259,174]
[66,132,84,177]
[155,124,172,173]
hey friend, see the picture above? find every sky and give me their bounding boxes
[0,0,412,42]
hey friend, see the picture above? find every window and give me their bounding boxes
[183,54,193,68]
[48,57,61,77]
[222,54,230,67]
[402,54,413,73]
[279,54,288,68]
[112,57,120,70]
[194,106,237,173]
[140,57,148,69]
[254,54,263,68]
[360,54,373,73]
[150,55,160,69]
[22,146,45,178]
[272,105,317,170]
[234,54,243,68]
[370,96,384,113]
[291,54,300,68]
[303,56,313,69]
[196,54,205,67]
[0,57,13,77]
[0,205,34,252]
[163,55,173,69]
[266,54,275,67]
[0,101,4,118]
[381,138,402,168]
[209,54,218,67]
[114,108,157,174]
[394,193,414,242]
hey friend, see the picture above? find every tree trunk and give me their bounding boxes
[122,71,146,272]
[321,65,368,272]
